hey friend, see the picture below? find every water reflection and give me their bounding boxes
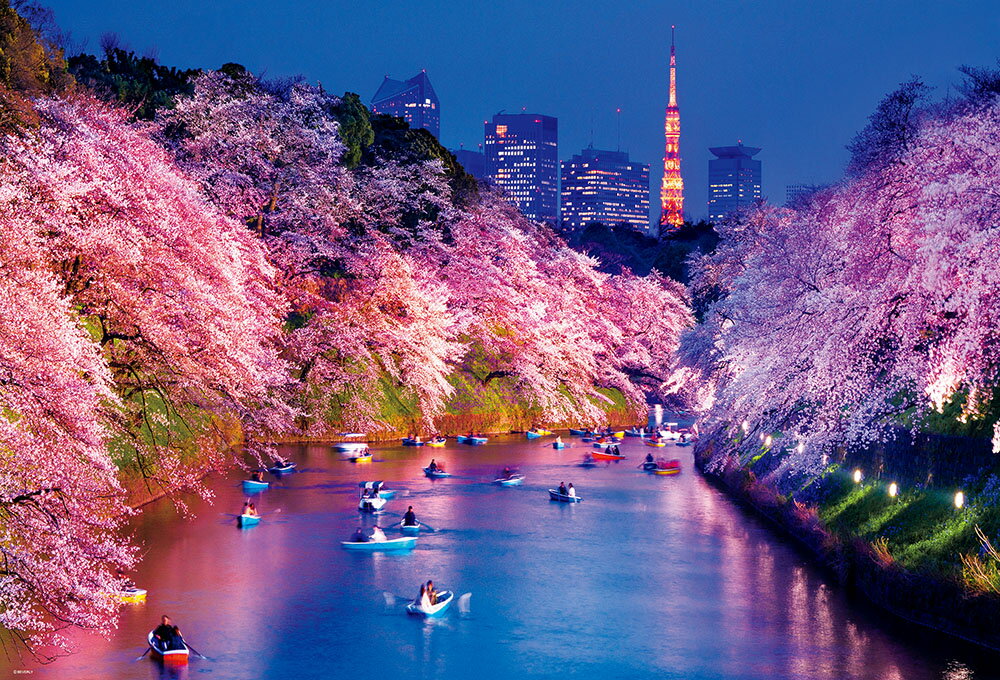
[6,434,999,679]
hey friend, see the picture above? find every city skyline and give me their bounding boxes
[41,1,1000,222]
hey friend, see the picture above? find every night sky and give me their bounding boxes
[45,0,1000,221]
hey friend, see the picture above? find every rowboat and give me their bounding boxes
[655,466,681,475]
[568,428,588,436]
[147,631,189,666]
[402,437,425,447]
[335,442,369,454]
[406,590,454,617]
[625,428,648,437]
[641,461,659,471]
[457,435,488,445]
[400,521,421,535]
[675,441,692,447]
[552,441,567,449]
[609,431,625,439]
[644,440,667,448]
[242,479,269,492]
[118,587,147,603]
[592,450,625,461]
[341,536,417,551]
[359,481,388,513]
[577,458,598,468]
[351,452,373,462]
[238,513,260,527]
[424,467,452,478]
[494,474,525,486]
[427,437,447,448]
[548,489,583,503]
[268,461,296,474]
[525,430,542,440]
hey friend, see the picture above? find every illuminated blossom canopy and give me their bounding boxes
[684,82,1000,473]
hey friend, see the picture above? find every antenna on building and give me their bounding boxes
[616,108,621,152]
[459,142,464,150]
[589,110,595,148]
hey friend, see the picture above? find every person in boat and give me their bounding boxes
[555,435,563,445]
[605,445,614,455]
[370,526,387,542]
[558,482,568,495]
[419,583,431,609]
[244,502,258,517]
[645,452,655,463]
[403,506,418,527]
[502,466,512,479]
[568,483,577,498]
[152,615,174,645]
[426,580,437,605]
[428,459,438,471]
[251,470,264,482]
[351,527,367,543]
[613,445,621,456]
[168,625,184,651]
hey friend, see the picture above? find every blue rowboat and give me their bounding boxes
[406,590,454,617]
[642,461,659,471]
[378,489,396,499]
[341,536,417,551]
[238,514,260,527]
[548,489,583,503]
[569,428,588,436]
[457,435,487,445]
[402,438,425,447]
[577,460,598,468]
[400,522,421,535]
[494,474,525,486]
[242,479,269,492]
[525,430,542,440]
[424,467,452,478]
[553,441,567,449]
[675,441,693,447]
[582,437,595,442]
[268,461,296,474]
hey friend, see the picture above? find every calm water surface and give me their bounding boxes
[17,434,1000,679]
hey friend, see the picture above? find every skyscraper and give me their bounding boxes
[484,113,558,224]
[451,145,486,180]
[707,142,762,221]
[659,26,684,233]
[560,146,650,233]
[371,71,440,138]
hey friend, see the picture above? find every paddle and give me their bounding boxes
[458,592,473,614]
[133,646,152,662]
[183,640,212,661]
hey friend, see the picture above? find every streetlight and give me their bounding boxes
[954,491,965,509]
[888,482,899,498]
[853,469,862,484]
[763,435,773,448]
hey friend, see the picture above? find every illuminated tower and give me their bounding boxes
[659,26,684,232]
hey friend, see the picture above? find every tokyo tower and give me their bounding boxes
[659,26,684,232]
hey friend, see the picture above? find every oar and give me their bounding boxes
[183,641,212,661]
[134,645,152,662]
[416,520,437,532]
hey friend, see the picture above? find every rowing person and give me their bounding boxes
[350,527,367,542]
[403,506,418,527]
[558,481,568,495]
[251,470,264,482]
[428,459,438,472]
[426,579,437,605]
[241,500,258,517]
[645,452,654,463]
[152,615,174,644]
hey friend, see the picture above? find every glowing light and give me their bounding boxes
[763,435,772,448]
[888,482,899,498]
[796,442,804,455]
[741,420,749,433]
[659,25,684,230]
[955,491,965,509]
[853,469,862,484]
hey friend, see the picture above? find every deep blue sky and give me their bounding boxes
[46,0,1000,221]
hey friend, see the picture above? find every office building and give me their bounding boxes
[707,142,762,222]
[561,147,650,233]
[484,113,558,223]
[371,71,440,138]
[451,146,486,180]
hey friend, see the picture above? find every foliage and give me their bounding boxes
[330,91,373,169]
[68,47,197,119]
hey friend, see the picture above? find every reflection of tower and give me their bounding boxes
[659,26,684,232]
